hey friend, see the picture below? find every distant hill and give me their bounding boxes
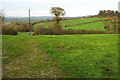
[5,16,54,22]
[5,15,98,23]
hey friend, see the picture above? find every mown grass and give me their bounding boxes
[2,33,118,78]
[64,21,106,31]
[33,17,106,30]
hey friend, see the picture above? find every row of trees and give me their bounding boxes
[98,10,119,17]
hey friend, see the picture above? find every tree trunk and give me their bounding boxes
[55,17,60,29]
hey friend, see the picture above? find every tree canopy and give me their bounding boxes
[51,7,65,17]
[50,7,65,28]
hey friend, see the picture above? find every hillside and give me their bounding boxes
[33,17,107,31]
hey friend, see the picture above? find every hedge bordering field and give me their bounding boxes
[33,27,108,35]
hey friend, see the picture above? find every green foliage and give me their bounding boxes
[51,7,65,28]
[51,7,65,17]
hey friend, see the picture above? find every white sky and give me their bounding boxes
[0,0,119,17]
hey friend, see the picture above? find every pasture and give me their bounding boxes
[64,21,106,30]
[1,1,119,79]
[2,33,118,78]
[2,16,119,78]
[33,17,107,31]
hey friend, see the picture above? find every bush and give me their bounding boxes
[14,22,31,32]
[33,25,107,35]
[2,22,31,35]
[14,25,30,32]
[14,25,26,32]
[2,24,17,35]
[33,27,49,35]
[102,17,118,31]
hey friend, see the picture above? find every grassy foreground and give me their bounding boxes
[2,33,118,78]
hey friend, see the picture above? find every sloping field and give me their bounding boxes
[2,33,118,78]
[33,17,107,30]
[64,21,106,31]
[61,17,106,27]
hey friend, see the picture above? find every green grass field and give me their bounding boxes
[64,21,106,31]
[33,17,106,30]
[61,17,106,27]
[2,33,119,78]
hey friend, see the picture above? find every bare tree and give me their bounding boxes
[0,10,5,34]
[0,10,5,23]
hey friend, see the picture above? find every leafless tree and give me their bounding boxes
[0,10,5,23]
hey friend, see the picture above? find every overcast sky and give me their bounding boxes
[0,0,119,17]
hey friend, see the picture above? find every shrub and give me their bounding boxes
[14,22,31,32]
[33,25,107,35]
[14,25,26,32]
[33,26,49,35]
[2,22,32,35]
[102,17,118,32]
[2,24,17,35]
